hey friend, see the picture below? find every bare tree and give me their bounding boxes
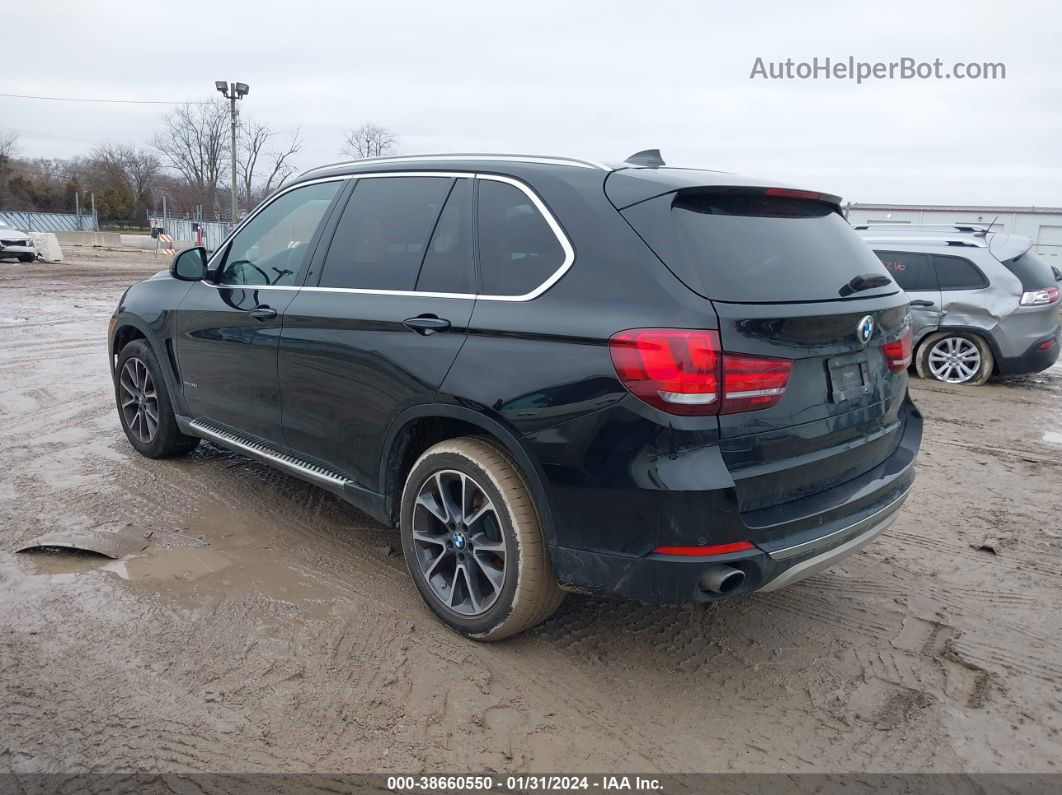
[152,100,229,214]
[341,122,397,159]
[122,146,162,202]
[238,119,303,206]
[0,132,18,207]
[91,144,161,223]
[261,126,302,195]
[0,130,17,163]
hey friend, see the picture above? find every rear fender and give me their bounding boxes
[378,404,558,544]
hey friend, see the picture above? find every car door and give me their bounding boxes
[932,253,994,332]
[278,174,476,490]
[174,179,346,444]
[874,249,941,340]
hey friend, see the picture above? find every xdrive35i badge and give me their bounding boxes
[856,315,875,345]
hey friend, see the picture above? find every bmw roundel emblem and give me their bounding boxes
[857,315,875,345]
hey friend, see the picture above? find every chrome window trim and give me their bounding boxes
[474,173,574,302]
[203,170,574,302]
[300,153,611,177]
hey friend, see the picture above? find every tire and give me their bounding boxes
[400,436,564,641]
[916,331,994,385]
[18,254,35,263]
[115,339,199,458]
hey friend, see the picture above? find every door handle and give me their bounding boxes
[909,300,935,307]
[249,306,278,321]
[403,315,452,335]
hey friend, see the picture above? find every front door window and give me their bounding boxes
[218,180,343,286]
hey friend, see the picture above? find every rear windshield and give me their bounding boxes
[622,190,898,303]
[1001,249,1056,291]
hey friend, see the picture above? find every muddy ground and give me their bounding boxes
[0,247,1060,775]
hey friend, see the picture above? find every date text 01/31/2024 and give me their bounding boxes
[386,775,664,791]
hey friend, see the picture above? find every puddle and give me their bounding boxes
[1043,431,1062,445]
[104,548,233,582]
[21,548,112,576]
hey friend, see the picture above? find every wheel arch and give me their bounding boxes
[110,315,186,410]
[379,405,557,545]
[917,325,1004,375]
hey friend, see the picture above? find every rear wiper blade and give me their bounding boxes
[839,273,892,297]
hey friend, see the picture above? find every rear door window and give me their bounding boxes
[415,178,475,294]
[477,179,566,296]
[873,250,937,291]
[319,176,453,290]
[933,255,989,290]
[621,190,897,303]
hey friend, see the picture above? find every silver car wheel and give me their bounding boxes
[927,336,982,383]
[119,357,159,443]
[411,469,507,617]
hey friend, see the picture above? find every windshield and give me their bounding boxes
[622,190,898,303]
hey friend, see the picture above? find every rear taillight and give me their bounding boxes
[609,329,792,416]
[1020,287,1060,306]
[881,327,913,374]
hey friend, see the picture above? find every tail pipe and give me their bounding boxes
[699,564,746,595]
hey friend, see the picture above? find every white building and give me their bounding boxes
[845,204,1062,264]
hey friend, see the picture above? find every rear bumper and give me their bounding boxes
[546,394,922,604]
[552,475,911,603]
[995,328,1060,375]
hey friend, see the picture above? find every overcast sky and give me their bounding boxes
[3,0,1060,206]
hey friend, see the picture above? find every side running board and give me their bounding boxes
[188,419,353,489]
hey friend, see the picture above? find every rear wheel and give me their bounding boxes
[400,437,564,641]
[115,339,199,458]
[916,331,994,385]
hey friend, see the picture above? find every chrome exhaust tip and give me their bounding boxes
[699,564,746,594]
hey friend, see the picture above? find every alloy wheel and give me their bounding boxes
[411,469,507,616]
[927,336,982,383]
[119,357,159,443]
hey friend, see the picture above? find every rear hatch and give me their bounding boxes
[612,173,912,516]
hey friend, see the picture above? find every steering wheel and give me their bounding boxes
[224,259,271,285]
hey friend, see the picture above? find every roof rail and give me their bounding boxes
[852,222,992,237]
[298,153,613,179]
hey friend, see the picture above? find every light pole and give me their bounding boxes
[215,80,249,224]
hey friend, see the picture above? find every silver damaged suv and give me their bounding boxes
[855,224,1060,384]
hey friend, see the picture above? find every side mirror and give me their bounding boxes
[170,247,208,282]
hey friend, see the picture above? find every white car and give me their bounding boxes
[0,221,37,262]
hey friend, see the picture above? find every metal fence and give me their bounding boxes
[0,209,98,233]
[148,217,233,250]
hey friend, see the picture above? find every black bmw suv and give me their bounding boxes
[109,152,922,640]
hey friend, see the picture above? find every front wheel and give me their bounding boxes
[916,331,994,385]
[115,339,200,458]
[400,437,564,641]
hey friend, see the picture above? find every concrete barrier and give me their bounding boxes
[54,231,124,248]
[120,235,194,250]
[29,232,63,262]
